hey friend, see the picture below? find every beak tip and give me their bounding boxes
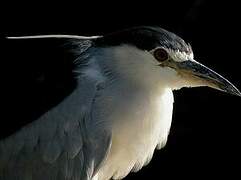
[232,91,241,97]
[223,85,241,97]
[236,91,241,97]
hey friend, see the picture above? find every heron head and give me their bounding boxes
[95,26,240,96]
[148,27,240,96]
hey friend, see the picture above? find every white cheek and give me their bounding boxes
[159,67,193,90]
[159,67,179,84]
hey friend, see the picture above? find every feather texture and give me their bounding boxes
[0,36,112,180]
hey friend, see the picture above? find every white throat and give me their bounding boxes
[91,45,175,179]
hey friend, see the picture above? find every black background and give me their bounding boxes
[1,0,241,179]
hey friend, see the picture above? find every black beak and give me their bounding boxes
[178,60,241,97]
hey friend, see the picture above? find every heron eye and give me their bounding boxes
[153,48,169,62]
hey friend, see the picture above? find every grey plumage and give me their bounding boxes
[0,71,112,180]
[0,36,111,180]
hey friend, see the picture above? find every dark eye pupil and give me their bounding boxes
[154,48,168,62]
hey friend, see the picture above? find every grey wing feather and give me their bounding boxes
[0,36,112,179]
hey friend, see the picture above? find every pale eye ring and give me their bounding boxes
[153,48,169,62]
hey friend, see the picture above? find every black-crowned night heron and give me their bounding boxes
[1,26,240,180]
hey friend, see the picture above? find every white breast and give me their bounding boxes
[96,88,174,180]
